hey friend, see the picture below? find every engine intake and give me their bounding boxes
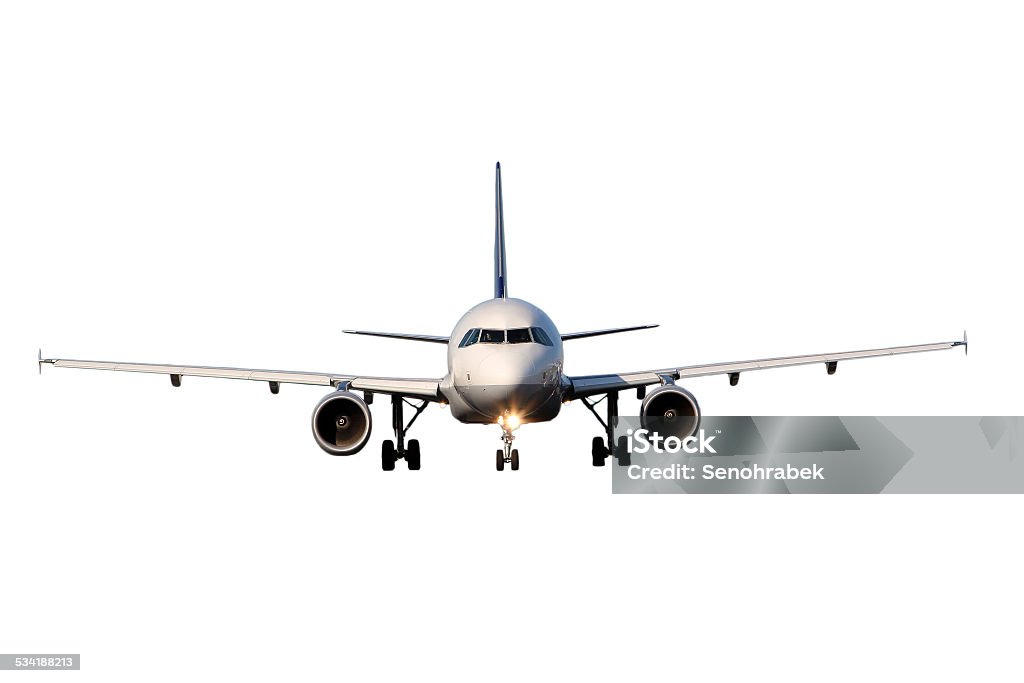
[312,390,372,455]
[641,385,701,440]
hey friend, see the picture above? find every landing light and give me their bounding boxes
[498,414,521,430]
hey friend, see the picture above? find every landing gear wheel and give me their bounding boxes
[407,439,421,470]
[496,449,505,471]
[591,436,607,467]
[510,449,519,471]
[616,435,630,467]
[382,440,396,471]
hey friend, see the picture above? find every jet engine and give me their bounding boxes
[640,385,701,440]
[311,390,372,455]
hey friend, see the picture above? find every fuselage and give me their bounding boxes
[439,298,566,425]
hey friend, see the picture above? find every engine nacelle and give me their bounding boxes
[311,390,372,455]
[640,385,701,440]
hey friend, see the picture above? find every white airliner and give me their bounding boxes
[40,163,967,471]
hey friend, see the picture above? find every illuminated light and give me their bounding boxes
[497,413,521,430]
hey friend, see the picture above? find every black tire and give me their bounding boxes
[510,448,519,471]
[591,436,606,467]
[496,448,505,471]
[616,435,631,467]
[382,440,396,471]
[407,439,421,470]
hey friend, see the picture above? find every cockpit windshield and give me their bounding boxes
[507,328,531,344]
[479,329,506,344]
[458,327,556,347]
[458,328,480,348]
[530,327,553,346]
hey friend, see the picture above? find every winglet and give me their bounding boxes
[951,330,968,356]
[38,348,58,374]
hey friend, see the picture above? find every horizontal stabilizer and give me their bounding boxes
[343,330,449,344]
[561,325,658,341]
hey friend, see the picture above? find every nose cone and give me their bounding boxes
[457,348,560,420]
[478,352,531,386]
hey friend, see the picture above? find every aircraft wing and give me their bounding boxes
[567,337,967,399]
[38,354,442,401]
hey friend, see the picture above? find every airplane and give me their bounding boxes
[39,162,967,472]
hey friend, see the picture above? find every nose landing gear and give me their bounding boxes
[496,428,520,471]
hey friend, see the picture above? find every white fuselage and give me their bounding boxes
[439,298,566,425]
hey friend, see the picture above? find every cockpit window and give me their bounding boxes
[507,328,531,344]
[459,328,480,348]
[460,327,554,346]
[531,327,554,346]
[480,329,505,344]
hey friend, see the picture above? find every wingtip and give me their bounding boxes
[496,161,501,170]
[952,330,968,356]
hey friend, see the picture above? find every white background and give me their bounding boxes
[2,1,1022,680]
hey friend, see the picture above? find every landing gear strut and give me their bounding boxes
[381,394,428,471]
[495,427,520,471]
[582,390,630,467]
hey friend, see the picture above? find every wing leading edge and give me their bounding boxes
[39,355,442,400]
[568,336,967,399]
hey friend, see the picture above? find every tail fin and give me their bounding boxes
[494,162,508,299]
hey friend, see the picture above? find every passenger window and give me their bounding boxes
[459,328,480,348]
[480,329,505,344]
[531,327,554,347]
[507,328,531,344]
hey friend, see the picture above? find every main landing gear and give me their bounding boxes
[495,425,520,472]
[381,394,428,471]
[581,390,630,467]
